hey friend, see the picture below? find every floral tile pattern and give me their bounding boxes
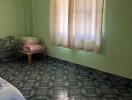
[0,57,132,100]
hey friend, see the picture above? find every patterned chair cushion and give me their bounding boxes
[20,37,39,44]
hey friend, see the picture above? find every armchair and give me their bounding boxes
[0,36,16,63]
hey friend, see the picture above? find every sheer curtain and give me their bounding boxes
[50,0,104,52]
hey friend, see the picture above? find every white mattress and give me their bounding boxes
[0,77,25,100]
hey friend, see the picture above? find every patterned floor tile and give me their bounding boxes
[0,57,132,100]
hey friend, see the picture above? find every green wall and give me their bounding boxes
[0,0,29,37]
[30,0,132,79]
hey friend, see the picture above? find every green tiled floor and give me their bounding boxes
[0,57,132,100]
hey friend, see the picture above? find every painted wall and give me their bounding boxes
[0,0,29,37]
[31,0,132,79]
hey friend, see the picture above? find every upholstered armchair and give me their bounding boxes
[16,36,47,64]
[0,36,16,63]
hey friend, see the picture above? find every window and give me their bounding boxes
[50,0,104,52]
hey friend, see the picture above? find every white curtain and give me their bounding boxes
[50,0,104,52]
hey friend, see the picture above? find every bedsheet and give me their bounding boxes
[0,77,25,100]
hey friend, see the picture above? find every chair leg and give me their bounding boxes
[43,53,46,64]
[27,54,32,64]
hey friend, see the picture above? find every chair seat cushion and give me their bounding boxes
[23,44,44,52]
